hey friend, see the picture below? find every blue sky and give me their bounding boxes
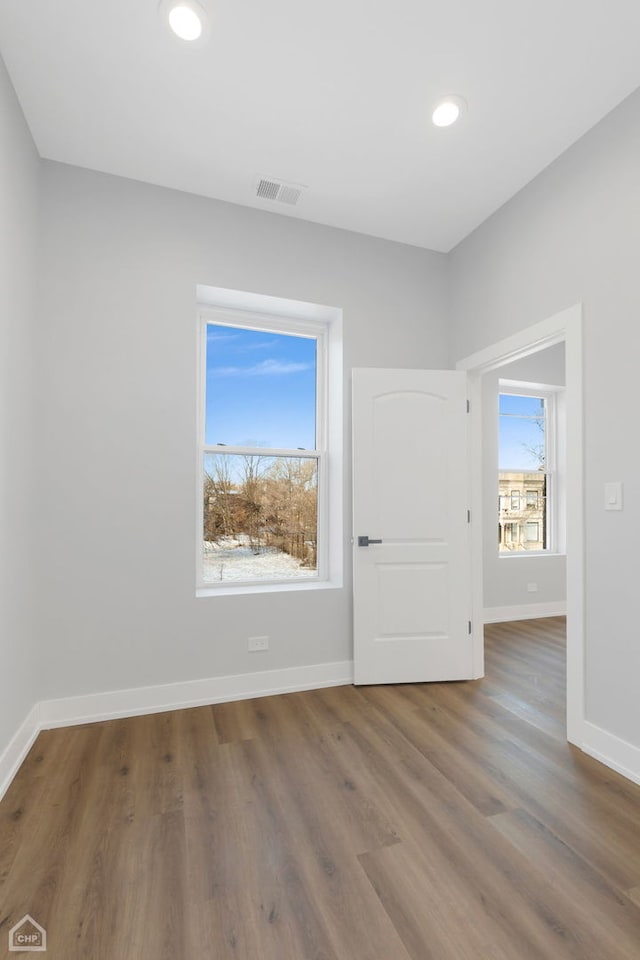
[205,324,317,449]
[499,394,545,470]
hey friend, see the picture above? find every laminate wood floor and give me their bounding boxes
[2,617,640,958]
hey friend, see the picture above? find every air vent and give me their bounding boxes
[256,177,306,206]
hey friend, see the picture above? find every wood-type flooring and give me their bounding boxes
[2,617,640,959]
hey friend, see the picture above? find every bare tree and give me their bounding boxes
[520,410,545,468]
[203,455,237,543]
[240,455,267,553]
[264,458,317,565]
[205,454,318,569]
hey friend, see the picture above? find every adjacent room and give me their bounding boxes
[2,2,640,957]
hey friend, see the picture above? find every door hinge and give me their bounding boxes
[467,509,471,523]
[466,399,470,413]
[468,620,472,635]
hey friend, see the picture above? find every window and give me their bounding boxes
[503,522,517,544]
[526,521,540,542]
[498,389,559,554]
[197,303,339,591]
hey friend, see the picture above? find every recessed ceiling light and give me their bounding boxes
[160,0,208,42]
[432,96,466,128]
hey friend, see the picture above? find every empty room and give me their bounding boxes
[2,2,640,957]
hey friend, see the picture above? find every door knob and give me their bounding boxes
[357,535,383,547]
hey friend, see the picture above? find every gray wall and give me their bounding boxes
[36,160,449,701]
[501,342,566,387]
[482,344,566,613]
[0,59,39,755]
[450,87,640,747]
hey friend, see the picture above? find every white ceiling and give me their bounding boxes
[2,1,640,252]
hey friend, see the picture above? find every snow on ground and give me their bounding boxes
[203,537,317,582]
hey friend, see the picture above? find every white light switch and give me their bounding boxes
[604,481,623,511]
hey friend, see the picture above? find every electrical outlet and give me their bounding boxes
[248,635,269,652]
[527,583,538,593]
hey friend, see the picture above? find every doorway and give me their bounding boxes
[457,304,584,747]
[488,343,566,616]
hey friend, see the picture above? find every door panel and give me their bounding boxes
[352,368,473,684]
[372,392,449,538]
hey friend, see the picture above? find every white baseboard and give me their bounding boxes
[0,662,352,799]
[0,704,41,803]
[39,659,354,729]
[483,602,567,624]
[581,721,640,786]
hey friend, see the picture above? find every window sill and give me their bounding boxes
[498,551,566,559]
[196,578,342,598]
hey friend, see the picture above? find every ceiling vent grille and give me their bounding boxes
[256,177,306,206]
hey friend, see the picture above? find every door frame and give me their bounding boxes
[456,303,584,746]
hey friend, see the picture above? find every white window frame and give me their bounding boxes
[498,379,566,558]
[196,294,342,596]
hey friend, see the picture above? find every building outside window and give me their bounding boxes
[499,472,546,550]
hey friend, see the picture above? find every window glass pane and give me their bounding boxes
[499,393,547,553]
[205,325,317,449]
[499,473,547,552]
[203,453,318,583]
[499,394,545,471]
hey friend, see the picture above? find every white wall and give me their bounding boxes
[36,160,449,701]
[482,343,566,616]
[450,86,640,748]
[0,58,39,758]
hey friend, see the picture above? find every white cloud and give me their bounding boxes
[243,338,279,351]
[207,331,240,343]
[212,359,312,377]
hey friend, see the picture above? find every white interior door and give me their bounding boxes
[352,368,474,684]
